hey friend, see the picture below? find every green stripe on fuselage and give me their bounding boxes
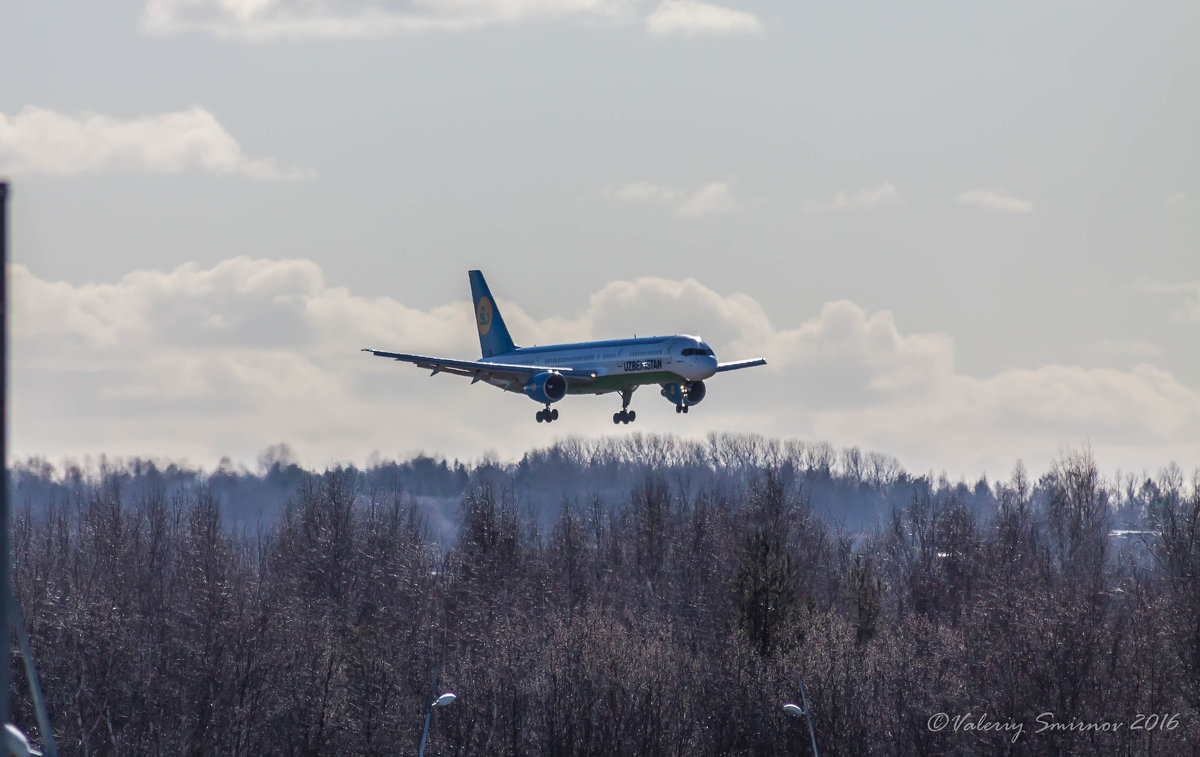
[500,371,686,396]
[575,371,686,394]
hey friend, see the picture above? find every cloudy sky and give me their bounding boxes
[2,1,1197,478]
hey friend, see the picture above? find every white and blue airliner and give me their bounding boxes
[363,271,766,424]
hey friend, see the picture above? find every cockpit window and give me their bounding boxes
[682,347,715,357]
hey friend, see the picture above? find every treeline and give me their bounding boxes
[15,433,1150,535]
[7,439,1200,754]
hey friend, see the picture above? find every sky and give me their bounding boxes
[1,0,1198,480]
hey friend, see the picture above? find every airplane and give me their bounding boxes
[363,270,766,424]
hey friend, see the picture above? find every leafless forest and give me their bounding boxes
[7,434,1200,755]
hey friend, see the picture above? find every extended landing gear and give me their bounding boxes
[675,404,689,414]
[536,407,560,423]
[613,389,636,425]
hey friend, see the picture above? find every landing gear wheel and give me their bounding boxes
[551,408,559,421]
[682,405,689,414]
[614,388,637,424]
[675,404,683,414]
[536,410,545,423]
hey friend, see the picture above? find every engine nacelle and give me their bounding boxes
[524,371,568,404]
[660,380,706,406]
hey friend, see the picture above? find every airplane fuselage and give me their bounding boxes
[481,334,718,395]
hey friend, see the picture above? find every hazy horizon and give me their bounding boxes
[6,432,1190,491]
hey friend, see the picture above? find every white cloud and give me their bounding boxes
[605,180,741,217]
[141,0,764,39]
[957,188,1034,214]
[1143,281,1200,324]
[607,181,681,203]
[10,257,470,355]
[10,259,1199,474]
[0,106,311,180]
[1095,339,1162,359]
[644,0,763,37]
[10,257,481,466]
[1165,192,1186,208]
[141,0,639,39]
[801,181,900,215]
[674,181,739,217]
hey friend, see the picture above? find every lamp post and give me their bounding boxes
[417,659,456,757]
[417,693,455,757]
[782,675,819,757]
[1,181,11,735]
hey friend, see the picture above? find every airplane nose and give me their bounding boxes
[689,355,717,380]
[681,354,718,381]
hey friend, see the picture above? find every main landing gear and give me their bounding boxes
[536,406,559,423]
[613,389,636,425]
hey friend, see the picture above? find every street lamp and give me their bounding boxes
[4,724,42,757]
[418,691,456,757]
[417,658,457,757]
[782,675,819,757]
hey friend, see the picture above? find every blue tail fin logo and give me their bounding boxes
[468,270,516,358]
[476,297,493,336]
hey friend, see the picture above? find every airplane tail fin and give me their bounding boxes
[469,270,517,358]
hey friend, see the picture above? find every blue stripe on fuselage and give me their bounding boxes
[508,336,685,358]
[518,340,657,356]
[480,337,677,369]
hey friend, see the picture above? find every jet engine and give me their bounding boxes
[660,380,706,406]
[524,371,568,404]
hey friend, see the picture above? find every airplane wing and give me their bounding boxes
[715,358,767,373]
[362,349,597,385]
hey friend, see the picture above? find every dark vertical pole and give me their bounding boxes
[1,181,11,728]
[798,676,819,757]
[11,599,57,756]
[418,659,441,757]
